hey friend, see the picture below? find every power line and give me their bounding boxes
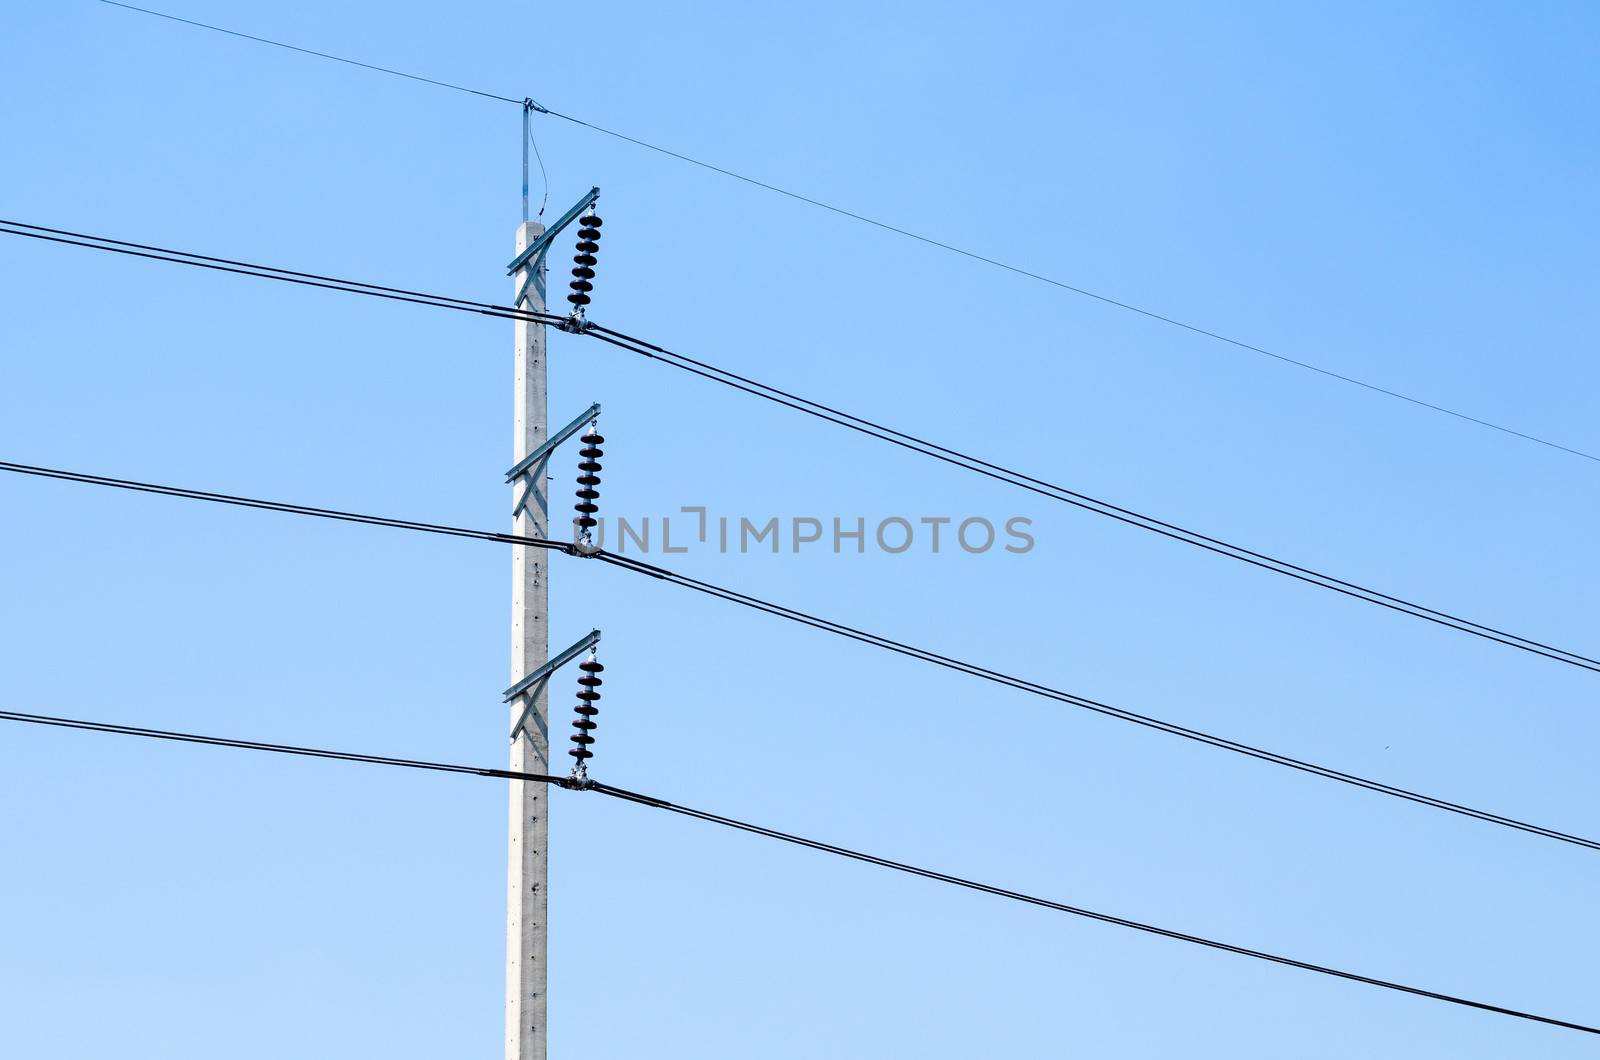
[591,780,1599,1037]
[4,458,1594,855]
[0,708,561,782]
[583,324,1600,675]
[93,0,1600,468]
[0,459,572,553]
[0,219,565,325]
[3,706,1595,1037]
[3,217,1595,677]
[591,549,1600,852]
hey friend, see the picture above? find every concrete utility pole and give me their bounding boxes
[506,219,549,1060]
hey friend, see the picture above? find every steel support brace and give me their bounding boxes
[507,186,600,307]
[507,402,601,521]
[505,629,602,741]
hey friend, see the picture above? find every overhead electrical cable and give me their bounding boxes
[0,459,572,553]
[3,459,1594,854]
[0,708,562,782]
[2,707,1595,1037]
[2,218,1594,677]
[0,219,566,326]
[581,324,1600,675]
[590,548,1600,852]
[94,0,1600,467]
[589,779,1599,1037]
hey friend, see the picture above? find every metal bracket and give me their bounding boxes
[507,186,600,307]
[506,402,601,483]
[505,629,601,741]
[507,402,600,521]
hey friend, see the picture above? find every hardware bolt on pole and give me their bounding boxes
[506,217,549,1060]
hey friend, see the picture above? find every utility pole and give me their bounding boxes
[506,217,549,1060]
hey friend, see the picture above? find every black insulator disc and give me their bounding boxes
[582,214,603,228]
[569,279,594,293]
[569,748,592,760]
[580,659,605,672]
[575,503,599,516]
[575,240,599,254]
[577,691,600,704]
[567,292,591,306]
[577,227,601,242]
[573,720,597,733]
[573,253,597,268]
[570,734,594,746]
[576,516,597,529]
[575,489,599,502]
[578,675,602,687]
[576,476,600,489]
[576,704,599,716]
[571,266,596,280]
[577,462,602,476]
[578,447,603,460]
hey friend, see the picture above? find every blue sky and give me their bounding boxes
[2,2,1597,1056]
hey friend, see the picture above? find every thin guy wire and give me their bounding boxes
[528,108,550,218]
[4,459,1594,855]
[2,219,1594,676]
[2,708,1594,1036]
[93,0,1600,466]
[97,1,524,104]
[549,107,1600,466]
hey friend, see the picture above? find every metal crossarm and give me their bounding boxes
[505,629,602,702]
[506,402,601,483]
[506,186,600,306]
[508,402,601,522]
[505,629,602,742]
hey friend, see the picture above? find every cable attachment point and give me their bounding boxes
[568,648,605,777]
[574,422,604,552]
